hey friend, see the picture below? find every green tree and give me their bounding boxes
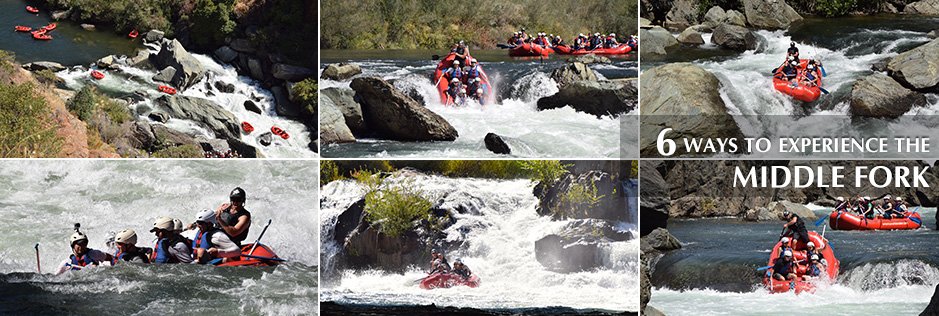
[190,0,236,49]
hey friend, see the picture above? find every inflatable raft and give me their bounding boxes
[553,44,633,55]
[158,85,177,95]
[90,70,105,80]
[215,243,282,267]
[15,26,32,32]
[829,210,922,230]
[419,272,481,289]
[508,43,552,57]
[773,60,823,102]
[762,231,839,294]
[26,6,39,13]
[432,52,495,106]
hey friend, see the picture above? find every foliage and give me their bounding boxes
[320,160,344,186]
[0,51,14,73]
[152,144,204,158]
[0,83,61,157]
[813,0,858,16]
[291,78,318,119]
[189,0,237,49]
[520,160,571,185]
[560,180,604,217]
[354,170,432,237]
[44,0,175,34]
[435,160,529,179]
[67,86,97,121]
[99,98,131,124]
[33,70,60,86]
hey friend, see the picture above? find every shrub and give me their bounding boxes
[189,0,237,49]
[33,70,61,86]
[520,160,570,185]
[0,83,61,157]
[152,144,204,158]
[291,78,317,119]
[320,160,344,186]
[560,181,605,217]
[354,170,432,237]
[98,98,131,124]
[67,86,97,121]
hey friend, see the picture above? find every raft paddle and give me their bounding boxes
[819,87,830,95]
[247,219,272,256]
[757,265,772,271]
[35,243,40,273]
[814,216,827,227]
[241,254,286,262]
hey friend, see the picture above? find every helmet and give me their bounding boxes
[549,33,553,37]
[579,33,585,37]
[864,196,871,201]
[70,231,88,245]
[610,33,616,36]
[783,250,793,257]
[807,241,815,248]
[195,209,215,224]
[884,195,891,199]
[451,78,459,83]
[836,197,845,202]
[459,40,465,45]
[470,59,477,64]
[790,61,798,66]
[454,258,463,264]
[811,254,819,261]
[453,60,460,65]
[115,229,137,245]
[790,42,796,47]
[782,210,791,217]
[594,33,600,36]
[173,218,183,232]
[807,65,815,70]
[896,197,903,201]
[513,31,518,35]
[780,237,790,243]
[476,88,483,94]
[150,216,174,232]
[230,187,246,203]
[431,248,440,254]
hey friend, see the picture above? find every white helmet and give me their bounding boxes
[811,254,819,260]
[451,78,459,83]
[579,33,585,37]
[884,195,892,199]
[780,237,790,243]
[476,88,483,94]
[70,231,88,245]
[470,59,477,64]
[151,216,174,232]
[783,250,793,257]
[549,34,554,37]
[836,197,845,202]
[896,197,903,201]
[610,33,616,36]
[173,218,183,232]
[594,33,600,36]
[807,241,815,248]
[453,60,460,65]
[115,229,137,245]
[513,31,518,35]
[195,209,215,224]
[864,196,871,200]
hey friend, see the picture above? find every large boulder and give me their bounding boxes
[322,87,366,135]
[924,283,939,315]
[665,0,700,30]
[319,94,356,144]
[152,66,177,83]
[644,228,681,251]
[905,0,939,15]
[484,133,511,155]
[22,62,65,72]
[537,79,637,117]
[639,63,744,156]
[350,77,458,141]
[144,30,164,42]
[640,161,670,236]
[322,63,362,81]
[229,38,256,53]
[726,10,747,26]
[850,73,927,118]
[154,95,240,140]
[639,26,680,57]
[213,46,238,63]
[677,27,705,45]
[535,170,628,222]
[534,219,631,272]
[887,38,939,90]
[570,54,611,64]
[742,0,803,29]
[128,50,150,67]
[711,24,758,50]
[152,39,206,90]
[550,62,597,87]
[272,63,315,82]
[271,85,300,118]
[703,6,728,28]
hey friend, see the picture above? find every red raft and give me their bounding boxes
[215,243,282,267]
[90,70,105,80]
[15,26,32,32]
[158,85,177,95]
[508,43,552,57]
[773,60,823,103]
[241,121,255,134]
[128,29,139,39]
[829,210,922,230]
[762,231,840,294]
[26,6,39,13]
[419,272,481,289]
[554,44,633,55]
[432,53,495,106]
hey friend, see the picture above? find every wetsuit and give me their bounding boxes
[786,214,809,244]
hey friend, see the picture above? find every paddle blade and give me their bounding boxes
[819,87,830,95]
[814,216,827,227]
[757,265,772,271]
[820,66,828,77]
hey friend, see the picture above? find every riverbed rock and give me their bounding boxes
[144,30,165,42]
[887,38,939,90]
[712,24,758,50]
[213,46,238,63]
[195,136,230,153]
[537,79,637,117]
[80,24,95,31]
[744,207,780,221]
[152,66,177,83]
[257,132,273,146]
[322,63,362,81]
[148,112,169,123]
[22,62,65,72]
[272,85,300,118]
[644,228,682,251]
[924,283,939,315]
[95,55,116,69]
[272,63,315,82]
[535,219,631,272]
[243,100,262,114]
[153,39,206,90]
[726,10,747,26]
[639,26,680,57]
[247,58,264,81]
[550,62,597,87]
[484,133,511,155]
[570,54,611,64]
[226,138,261,158]
[905,0,939,15]
[535,170,629,221]
[213,81,235,93]
[850,73,927,118]
[154,95,240,140]
[742,0,803,29]
[350,77,458,141]
[229,38,256,53]
[929,29,939,39]
[640,161,670,236]
[128,50,150,67]
[703,6,728,28]
[322,87,366,135]
[677,27,705,45]
[51,10,68,20]
[640,260,652,314]
[665,0,699,30]
[768,200,817,221]
[320,95,356,144]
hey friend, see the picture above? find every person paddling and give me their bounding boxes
[451,258,472,280]
[880,195,897,219]
[452,41,470,66]
[192,210,241,264]
[56,225,114,275]
[429,249,451,274]
[894,197,909,218]
[787,42,800,62]
[215,187,252,246]
[112,229,152,264]
[150,216,193,264]
[771,250,797,281]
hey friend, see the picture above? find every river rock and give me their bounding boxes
[80,24,95,31]
[534,219,631,272]
[51,10,68,20]
[150,124,199,149]
[641,260,652,313]
[537,79,637,117]
[768,200,817,221]
[703,6,728,28]
[154,95,240,140]
[128,50,150,67]
[152,66,177,83]
[247,58,264,80]
[712,24,758,50]
[22,62,65,72]
[272,63,315,82]
[924,283,939,315]
[905,0,939,15]
[640,17,653,28]
[640,161,670,236]
[258,132,274,146]
[243,100,262,114]
[887,38,939,90]
[850,73,927,118]
[322,63,362,81]
[550,62,597,87]
[929,29,939,39]
[148,112,170,123]
[570,54,611,64]
[677,27,705,45]
[226,138,261,158]
[535,170,628,221]
[153,39,206,90]
[639,26,680,57]
[665,0,699,30]
[742,0,803,29]
[726,10,747,26]
[639,63,744,156]
[213,81,235,93]
[95,55,116,69]
[484,133,511,155]
[322,87,366,135]
[229,38,256,53]
[195,136,230,153]
[645,228,682,251]
[272,85,301,118]
[350,77,458,141]
[213,46,238,63]
[745,207,780,221]
[320,95,356,144]
[144,30,164,42]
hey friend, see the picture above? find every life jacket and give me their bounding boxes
[773,258,794,275]
[454,266,471,278]
[219,207,251,245]
[193,229,214,250]
[152,235,191,263]
[465,66,480,80]
[605,36,616,46]
[447,67,463,80]
[808,263,822,276]
[113,247,152,265]
[454,46,466,55]
[69,252,99,270]
[447,82,462,97]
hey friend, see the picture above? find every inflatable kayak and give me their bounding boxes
[215,243,282,267]
[432,52,495,106]
[241,121,254,134]
[26,6,39,13]
[508,43,552,57]
[128,30,139,39]
[158,85,177,95]
[419,272,481,289]
[773,60,823,102]
[829,210,922,230]
[15,26,32,32]
[90,70,105,80]
[42,23,57,31]
[554,44,633,55]
[762,231,839,294]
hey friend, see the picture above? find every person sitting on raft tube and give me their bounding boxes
[604,33,619,48]
[447,78,464,102]
[787,42,800,62]
[892,197,909,218]
[451,41,471,66]
[452,258,472,280]
[858,196,877,219]
[192,210,241,264]
[573,33,587,50]
[589,33,603,50]
[465,59,481,83]
[532,33,547,47]
[56,228,114,275]
[779,237,793,254]
[805,241,824,265]
[782,210,809,247]
[429,249,451,274]
[771,250,798,281]
[799,62,821,87]
[626,35,638,49]
[776,59,800,81]
[150,216,193,264]
[111,229,152,264]
[805,254,824,279]
[466,77,481,97]
[446,60,464,83]
[879,195,896,218]
[508,32,522,46]
[552,35,564,46]
[834,196,851,213]
[214,187,252,246]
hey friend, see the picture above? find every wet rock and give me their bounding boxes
[272,85,300,118]
[703,6,728,28]
[229,38,256,53]
[536,170,629,221]
[247,58,264,80]
[929,29,938,39]
[150,124,199,149]
[850,73,927,118]
[213,46,238,63]
[195,136,230,153]
[768,200,817,221]
[128,50,150,68]
[924,283,939,315]
[871,59,890,72]
[227,138,261,158]
[712,24,758,50]
[639,63,744,156]
[887,38,939,90]
[213,81,235,93]
[677,27,705,45]
[644,228,682,251]
[570,54,611,64]
[51,10,68,20]
[243,100,262,114]
[639,26,679,57]
[258,131,274,146]
[640,17,653,28]
[322,63,362,81]
[152,66,177,83]
[549,62,597,87]
[350,77,458,141]
[742,0,803,29]
[153,39,206,90]
[665,0,699,30]
[745,207,779,221]
[319,96,356,144]
[905,0,939,15]
[95,55,116,69]
[321,87,366,135]
[272,63,315,82]
[484,133,511,155]
[641,260,652,313]
[726,10,747,26]
[537,79,637,117]
[148,112,170,123]
[22,62,65,72]
[144,30,164,42]
[645,305,666,316]
[640,161,670,236]
[534,220,631,273]
[80,24,95,31]
[154,95,240,140]
[134,103,152,116]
